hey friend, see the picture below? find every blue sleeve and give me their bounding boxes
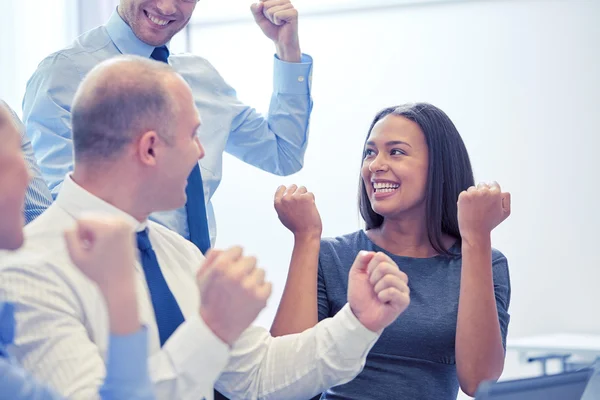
[491,250,511,350]
[22,53,82,198]
[100,328,154,400]
[20,123,52,224]
[225,54,314,176]
[0,358,63,400]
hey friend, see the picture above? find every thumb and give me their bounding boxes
[250,3,266,22]
[204,248,221,265]
[197,248,222,280]
[501,192,511,216]
[350,251,376,273]
[64,225,86,265]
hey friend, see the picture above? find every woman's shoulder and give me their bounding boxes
[320,230,368,254]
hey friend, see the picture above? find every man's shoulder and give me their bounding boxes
[32,26,115,78]
[3,205,75,269]
[169,53,225,80]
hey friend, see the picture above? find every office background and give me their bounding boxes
[1,0,599,398]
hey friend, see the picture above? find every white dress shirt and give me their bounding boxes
[0,175,379,400]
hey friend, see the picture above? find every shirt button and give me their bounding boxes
[298,76,305,82]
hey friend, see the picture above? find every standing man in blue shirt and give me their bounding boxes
[0,101,155,399]
[23,0,313,251]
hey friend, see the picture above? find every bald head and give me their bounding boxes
[72,55,181,164]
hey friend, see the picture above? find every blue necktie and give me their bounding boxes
[151,47,227,400]
[137,229,184,346]
[150,46,212,254]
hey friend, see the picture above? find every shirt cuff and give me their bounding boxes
[273,54,313,95]
[164,315,230,388]
[329,303,380,360]
[105,327,151,384]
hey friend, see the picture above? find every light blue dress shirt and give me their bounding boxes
[23,10,313,245]
[1,103,52,225]
[0,302,154,400]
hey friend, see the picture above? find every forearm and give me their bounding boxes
[456,235,505,396]
[270,234,320,336]
[217,304,379,400]
[276,43,301,63]
[100,279,140,336]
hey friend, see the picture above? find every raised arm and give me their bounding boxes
[270,185,322,336]
[0,219,238,400]
[65,216,154,400]
[225,1,313,176]
[455,182,512,396]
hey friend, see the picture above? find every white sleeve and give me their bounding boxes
[215,303,379,400]
[0,262,229,400]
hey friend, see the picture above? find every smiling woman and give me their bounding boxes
[271,102,512,399]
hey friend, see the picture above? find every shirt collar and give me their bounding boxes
[104,8,170,58]
[55,174,147,233]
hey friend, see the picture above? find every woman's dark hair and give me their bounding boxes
[358,103,475,255]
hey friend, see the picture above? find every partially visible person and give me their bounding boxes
[0,102,154,399]
[1,56,410,400]
[272,103,512,399]
[23,0,314,251]
[0,101,52,224]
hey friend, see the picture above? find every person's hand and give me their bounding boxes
[250,0,301,62]
[65,214,136,293]
[197,247,272,346]
[65,215,140,335]
[458,181,511,246]
[347,251,410,333]
[274,184,322,239]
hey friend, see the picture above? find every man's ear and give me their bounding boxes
[137,131,159,166]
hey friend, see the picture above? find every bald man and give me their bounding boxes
[0,103,154,398]
[0,56,410,400]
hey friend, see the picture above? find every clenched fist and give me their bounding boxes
[348,251,410,333]
[64,214,136,291]
[274,184,322,238]
[197,247,272,346]
[64,215,140,335]
[250,0,301,62]
[458,181,511,244]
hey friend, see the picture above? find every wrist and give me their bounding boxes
[102,279,140,335]
[293,230,321,243]
[350,305,384,335]
[199,307,233,347]
[460,232,491,249]
[276,43,301,62]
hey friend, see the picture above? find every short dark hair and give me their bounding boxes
[358,103,475,255]
[72,56,177,163]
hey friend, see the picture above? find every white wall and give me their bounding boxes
[0,0,77,115]
[189,0,600,393]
